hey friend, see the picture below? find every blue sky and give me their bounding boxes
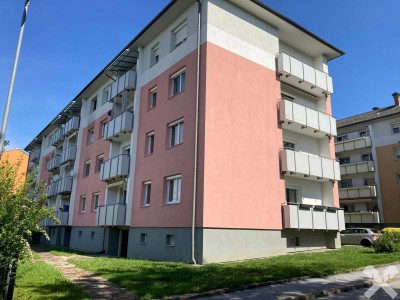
[0,0,399,150]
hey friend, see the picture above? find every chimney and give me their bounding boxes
[393,92,400,106]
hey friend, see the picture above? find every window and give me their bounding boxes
[336,135,348,142]
[166,175,181,204]
[166,234,175,246]
[283,141,295,150]
[96,155,104,173]
[102,86,110,104]
[359,130,370,137]
[281,93,294,101]
[100,121,107,138]
[397,173,400,187]
[80,196,86,212]
[149,87,157,109]
[395,147,400,160]
[168,119,184,147]
[361,153,373,161]
[78,231,82,238]
[150,43,160,66]
[392,122,400,135]
[288,237,300,247]
[171,20,187,50]
[339,157,350,165]
[340,180,353,188]
[140,233,147,244]
[364,178,375,186]
[171,70,185,96]
[92,193,99,211]
[143,181,151,206]
[84,160,91,177]
[90,231,95,239]
[286,188,299,204]
[146,132,155,155]
[342,204,355,212]
[88,128,94,144]
[90,96,98,113]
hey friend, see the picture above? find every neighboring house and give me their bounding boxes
[25,0,344,263]
[1,148,29,190]
[336,92,400,226]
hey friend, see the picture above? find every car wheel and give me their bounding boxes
[361,239,372,247]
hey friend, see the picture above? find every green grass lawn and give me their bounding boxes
[45,245,92,257]
[69,246,400,299]
[14,260,90,300]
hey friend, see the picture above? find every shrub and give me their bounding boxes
[375,232,400,253]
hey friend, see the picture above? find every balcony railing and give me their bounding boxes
[29,148,41,163]
[42,211,69,226]
[340,160,374,176]
[280,149,340,181]
[344,211,380,224]
[107,70,137,102]
[104,111,133,142]
[277,51,333,96]
[47,155,61,172]
[56,176,73,195]
[50,128,64,147]
[100,154,130,182]
[96,203,126,226]
[339,185,377,199]
[63,116,80,137]
[335,136,372,153]
[279,99,337,138]
[282,203,345,231]
[46,182,58,198]
[60,145,77,165]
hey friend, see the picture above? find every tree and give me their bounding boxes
[0,158,57,299]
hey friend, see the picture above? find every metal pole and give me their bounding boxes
[0,0,30,153]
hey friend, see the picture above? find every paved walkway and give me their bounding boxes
[36,250,137,300]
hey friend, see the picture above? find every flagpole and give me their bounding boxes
[0,0,30,153]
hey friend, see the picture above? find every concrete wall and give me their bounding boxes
[286,230,340,252]
[69,227,105,253]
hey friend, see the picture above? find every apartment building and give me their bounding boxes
[336,93,400,226]
[25,0,344,263]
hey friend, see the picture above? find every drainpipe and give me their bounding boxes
[191,0,202,265]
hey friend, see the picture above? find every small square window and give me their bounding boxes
[283,141,295,150]
[339,157,350,165]
[340,180,353,189]
[84,160,91,177]
[166,175,181,204]
[286,188,299,204]
[90,96,98,113]
[143,181,151,206]
[92,193,99,211]
[359,130,369,137]
[168,120,184,147]
[392,122,400,135]
[150,43,160,67]
[171,70,185,96]
[140,233,147,244]
[336,135,348,142]
[149,87,157,109]
[88,128,94,144]
[78,231,82,238]
[90,231,95,239]
[146,132,155,155]
[96,155,104,173]
[166,234,175,246]
[80,196,86,212]
[361,153,373,161]
[171,20,187,50]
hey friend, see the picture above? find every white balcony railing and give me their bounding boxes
[280,149,340,181]
[344,211,380,224]
[46,182,58,198]
[42,211,69,226]
[50,128,64,147]
[282,203,345,231]
[96,203,126,226]
[107,70,137,102]
[56,176,73,195]
[277,51,333,96]
[29,148,41,163]
[47,155,61,172]
[340,160,374,176]
[104,111,133,142]
[335,136,372,153]
[60,145,77,165]
[339,185,377,199]
[279,99,337,138]
[63,116,80,137]
[100,154,130,182]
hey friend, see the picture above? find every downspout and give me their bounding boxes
[192,0,202,265]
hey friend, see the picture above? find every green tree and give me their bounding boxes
[0,158,57,299]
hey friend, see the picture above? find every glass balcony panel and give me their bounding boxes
[104,111,133,142]
[96,203,126,226]
[47,155,61,172]
[63,116,80,137]
[60,145,77,164]
[57,177,73,195]
[100,154,130,182]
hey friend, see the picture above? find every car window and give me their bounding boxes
[360,229,368,234]
[370,229,378,233]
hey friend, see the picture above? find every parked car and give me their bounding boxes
[340,228,380,247]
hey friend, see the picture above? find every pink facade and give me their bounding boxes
[41,150,55,185]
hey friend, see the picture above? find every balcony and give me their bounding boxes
[63,116,80,137]
[104,111,133,142]
[280,149,340,182]
[335,136,372,153]
[46,182,58,198]
[56,176,73,195]
[340,160,374,176]
[282,203,345,231]
[279,99,337,138]
[29,148,41,163]
[344,211,380,224]
[50,128,64,147]
[43,211,69,226]
[108,70,137,102]
[96,203,126,226]
[277,51,333,96]
[100,154,130,183]
[339,185,377,199]
[60,145,77,165]
[47,155,61,172]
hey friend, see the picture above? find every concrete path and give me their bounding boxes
[36,251,137,300]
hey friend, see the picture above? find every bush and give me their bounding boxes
[382,227,400,233]
[375,232,400,253]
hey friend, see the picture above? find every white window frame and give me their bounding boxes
[80,196,86,212]
[150,43,160,67]
[92,193,100,211]
[102,85,111,104]
[90,231,95,240]
[140,233,147,244]
[166,175,182,204]
[88,128,94,144]
[90,96,98,113]
[149,87,157,109]
[100,121,107,138]
[168,119,184,147]
[84,160,91,177]
[285,186,301,204]
[96,155,104,173]
[397,173,400,187]
[146,132,155,155]
[336,135,348,142]
[361,153,373,162]
[171,19,187,50]
[171,69,185,96]
[165,234,175,246]
[392,122,400,135]
[143,181,151,207]
[395,147,400,160]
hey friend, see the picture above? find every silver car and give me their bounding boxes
[340,228,379,247]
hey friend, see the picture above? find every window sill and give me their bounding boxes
[166,142,183,150]
[165,201,181,206]
[169,90,185,99]
[165,244,175,247]
[147,106,156,111]
[144,153,153,157]
[141,204,150,208]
